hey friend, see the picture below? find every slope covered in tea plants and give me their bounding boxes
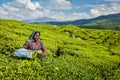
[0,19,120,80]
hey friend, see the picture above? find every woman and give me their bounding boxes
[23,30,46,57]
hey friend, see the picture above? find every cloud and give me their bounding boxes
[89,3,120,17]
[68,12,90,20]
[48,12,90,21]
[0,7,8,15]
[41,0,73,10]
[0,0,119,21]
[15,0,41,10]
[0,0,46,20]
[2,4,19,12]
[0,0,88,21]
[105,0,120,2]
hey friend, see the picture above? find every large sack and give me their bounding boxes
[14,48,33,58]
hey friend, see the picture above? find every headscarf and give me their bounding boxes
[29,30,40,40]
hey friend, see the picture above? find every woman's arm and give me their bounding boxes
[23,40,29,49]
[40,41,46,56]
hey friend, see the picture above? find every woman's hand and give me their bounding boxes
[43,54,46,57]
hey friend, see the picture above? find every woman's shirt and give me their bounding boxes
[23,40,46,52]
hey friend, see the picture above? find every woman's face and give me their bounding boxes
[34,32,40,41]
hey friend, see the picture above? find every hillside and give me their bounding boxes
[0,19,120,79]
[80,18,120,30]
[46,13,120,30]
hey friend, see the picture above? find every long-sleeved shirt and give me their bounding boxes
[23,40,46,52]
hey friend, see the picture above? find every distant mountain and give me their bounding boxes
[22,17,58,23]
[47,13,120,25]
[46,13,120,30]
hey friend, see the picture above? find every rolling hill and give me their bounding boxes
[0,19,120,79]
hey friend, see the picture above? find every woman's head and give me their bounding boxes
[33,31,40,41]
[29,30,40,40]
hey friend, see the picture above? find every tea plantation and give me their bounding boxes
[0,19,120,80]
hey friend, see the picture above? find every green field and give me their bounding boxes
[81,18,120,30]
[0,19,120,80]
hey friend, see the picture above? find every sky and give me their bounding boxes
[0,0,120,21]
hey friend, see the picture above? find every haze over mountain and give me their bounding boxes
[45,13,120,24]
[22,13,120,30]
[46,13,120,30]
[23,17,58,23]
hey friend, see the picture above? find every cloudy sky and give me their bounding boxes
[0,0,120,21]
